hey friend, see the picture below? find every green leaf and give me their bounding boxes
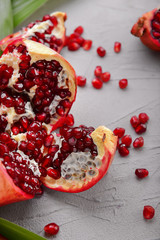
[0,0,13,40]
[12,0,48,28]
[0,218,47,240]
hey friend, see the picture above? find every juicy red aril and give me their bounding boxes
[47,168,61,179]
[0,132,11,143]
[143,206,155,220]
[44,135,54,147]
[44,223,59,235]
[130,115,140,128]
[133,137,144,148]
[68,42,80,51]
[97,47,106,57]
[114,42,121,53]
[94,66,102,77]
[73,127,83,139]
[7,139,18,151]
[135,124,147,134]
[74,26,84,35]
[82,40,92,51]
[76,75,86,87]
[56,105,65,117]
[92,78,103,89]
[121,135,132,147]
[113,127,125,138]
[118,143,129,157]
[65,114,74,126]
[101,72,111,82]
[135,168,149,179]
[0,143,9,157]
[139,113,149,124]
[119,79,128,89]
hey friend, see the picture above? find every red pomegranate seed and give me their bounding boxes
[76,75,86,87]
[92,78,103,89]
[139,113,149,124]
[65,114,74,126]
[118,143,129,157]
[11,126,20,135]
[121,135,132,147]
[101,72,111,82]
[133,137,144,148]
[44,135,54,147]
[0,132,11,143]
[130,115,140,128]
[113,127,125,138]
[74,26,84,35]
[47,168,60,179]
[94,66,102,77]
[135,168,149,179]
[82,39,92,51]
[143,206,155,220]
[44,223,59,235]
[7,139,18,151]
[135,124,147,134]
[114,42,121,53]
[97,46,106,57]
[119,79,128,89]
[68,42,80,51]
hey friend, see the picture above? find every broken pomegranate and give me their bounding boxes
[131,8,160,51]
[143,205,155,219]
[0,12,67,53]
[44,223,59,235]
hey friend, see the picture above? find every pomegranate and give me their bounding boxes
[131,8,160,51]
[0,12,67,53]
[0,38,76,131]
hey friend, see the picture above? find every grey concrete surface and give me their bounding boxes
[1,0,160,239]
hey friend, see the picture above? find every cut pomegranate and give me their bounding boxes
[135,168,149,178]
[97,46,106,57]
[113,127,125,138]
[44,223,59,235]
[76,75,86,87]
[133,137,144,148]
[82,40,92,51]
[119,79,128,89]
[121,135,132,147]
[92,78,103,89]
[0,12,67,53]
[131,8,160,51]
[139,113,149,124]
[94,66,102,77]
[114,42,121,53]
[130,115,140,128]
[143,206,155,219]
[118,143,129,157]
[135,124,147,134]
[101,72,111,82]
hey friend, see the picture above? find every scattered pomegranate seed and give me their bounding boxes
[47,168,61,179]
[113,127,125,138]
[130,115,140,128]
[94,66,102,77]
[119,78,128,89]
[74,26,84,35]
[143,206,155,220]
[97,46,106,57]
[44,223,59,235]
[114,42,121,53]
[139,113,149,124]
[135,124,147,134]
[118,143,129,157]
[121,135,132,147]
[133,137,144,148]
[82,40,92,51]
[76,75,86,87]
[68,42,80,51]
[92,78,103,89]
[135,169,149,179]
[101,72,111,82]
[65,114,74,126]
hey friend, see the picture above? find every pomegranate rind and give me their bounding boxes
[0,12,67,53]
[0,161,33,207]
[42,126,117,193]
[131,8,160,51]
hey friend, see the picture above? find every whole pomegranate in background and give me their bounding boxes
[131,8,160,51]
[0,12,67,53]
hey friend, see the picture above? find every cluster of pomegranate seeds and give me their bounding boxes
[76,75,87,87]
[143,206,155,220]
[130,113,149,134]
[135,168,149,179]
[119,78,128,89]
[151,9,160,39]
[114,42,121,53]
[44,223,59,235]
[133,137,144,148]
[92,66,111,89]
[97,46,106,57]
[0,64,14,89]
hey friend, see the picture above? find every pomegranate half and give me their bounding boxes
[0,12,67,53]
[131,8,160,51]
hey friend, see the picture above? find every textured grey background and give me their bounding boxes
[1,0,160,239]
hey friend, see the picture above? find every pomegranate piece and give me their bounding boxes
[130,115,140,128]
[114,42,121,53]
[121,135,132,147]
[94,66,102,77]
[135,168,149,178]
[119,79,128,89]
[0,12,67,53]
[44,223,59,235]
[74,26,84,35]
[135,124,147,134]
[101,72,111,82]
[92,78,103,89]
[97,46,106,57]
[118,143,129,157]
[113,127,125,138]
[139,113,149,124]
[82,40,92,51]
[76,75,87,87]
[133,137,144,148]
[131,8,160,51]
[143,206,155,219]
